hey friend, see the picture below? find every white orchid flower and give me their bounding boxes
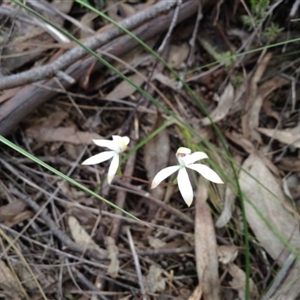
[82,135,130,184]
[151,147,223,206]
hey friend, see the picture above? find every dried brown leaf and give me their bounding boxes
[59,181,86,203]
[79,12,97,40]
[218,245,239,264]
[144,126,170,201]
[270,257,300,299]
[168,44,189,69]
[153,72,178,90]
[148,236,166,249]
[258,126,300,148]
[242,53,272,141]
[13,260,55,290]
[0,260,24,299]
[201,83,234,125]
[106,73,146,100]
[144,265,166,293]
[26,126,102,144]
[283,174,300,200]
[144,127,170,178]
[4,211,33,228]
[68,216,107,256]
[216,152,242,228]
[215,184,236,228]
[188,283,202,300]
[228,263,260,300]
[64,143,84,160]
[0,200,27,223]
[243,75,288,142]
[0,88,16,104]
[239,154,300,265]
[119,2,137,16]
[104,236,119,278]
[278,157,300,172]
[106,0,123,21]
[43,111,68,127]
[225,130,280,176]
[195,178,220,300]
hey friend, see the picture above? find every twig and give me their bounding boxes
[0,146,87,243]
[213,0,224,25]
[71,267,110,300]
[110,140,137,240]
[119,246,193,259]
[0,6,18,77]
[9,187,106,260]
[0,158,192,232]
[157,0,182,54]
[187,0,203,67]
[0,0,200,136]
[0,1,177,90]
[83,265,140,293]
[262,253,296,300]
[0,223,140,292]
[126,227,146,299]
[290,0,300,18]
[113,179,194,225]
[2,223,193,260]
[125,0,182,130]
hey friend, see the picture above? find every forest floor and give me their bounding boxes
[1,0,300,299]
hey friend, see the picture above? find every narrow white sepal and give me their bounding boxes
[92,139,117,150]
[81,151,114,165]
[187,164,224,184]
[177,167,194,206]
[151,165,180,189]
[186,151,208,165]
[112,136,130,152]
[107,153,119,184]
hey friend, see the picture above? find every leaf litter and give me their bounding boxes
[1,0,300,299]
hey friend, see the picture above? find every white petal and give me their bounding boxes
[185,151,208,165]
[177,167,194,206]
[187,164,224,184]
[107,153,119,184]
[112,135,130,152]
[151,165,180,189]
[112,135,130,145]
[92,139,117,150]
[82,151,114,165]
[176,147,192,155]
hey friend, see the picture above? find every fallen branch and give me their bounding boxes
[0,0,177,90]
[0,0,216,136]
